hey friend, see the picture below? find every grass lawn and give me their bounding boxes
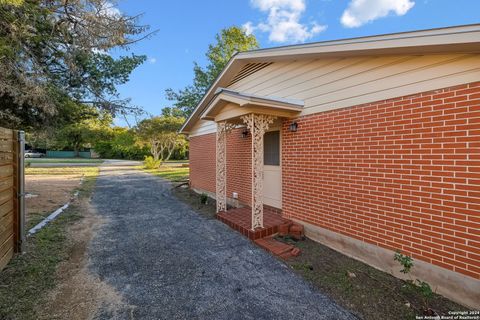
[0,167,99,319]
[142,166,189,181]
[26,158,103,164]
[26,167,100,176]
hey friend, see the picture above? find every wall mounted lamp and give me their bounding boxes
[241,128,249,138]
[289,122,298,132]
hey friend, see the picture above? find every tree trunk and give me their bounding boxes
[152,152,160,161]
[151,141,160,161]
[74,143,80,157]
[165,144,175,161]
[158,143,166,162]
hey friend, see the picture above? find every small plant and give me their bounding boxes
[200,193,208,205]
[394,251,414,274]
[394,250,435,315]
[291,262,313,272]
[144,156,161,169]
[416,280,434,313]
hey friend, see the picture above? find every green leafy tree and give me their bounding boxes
[161,106,186,118]
[24,99,102,153]
[0,0,23,5]
[53,112,113,156]
[0,0,150,129]
[166,26,258,117]
[93,127,149,160]
[136,116,185,161]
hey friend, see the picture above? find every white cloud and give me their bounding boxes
[148,57,157,64]
[341,0,415,28]
[243,0,327,43]
[243,21,255,35]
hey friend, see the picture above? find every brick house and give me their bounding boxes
[180,25,480,308]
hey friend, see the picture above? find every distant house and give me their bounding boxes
[180,24,480,308]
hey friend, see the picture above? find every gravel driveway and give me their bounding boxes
[89,165,356,320]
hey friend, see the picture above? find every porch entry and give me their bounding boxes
[263,130,281,209]
[199,88,303,230]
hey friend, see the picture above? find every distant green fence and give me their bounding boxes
[46,150,92,158]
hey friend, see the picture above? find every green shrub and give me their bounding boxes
[144,156,161,169]
[394,251,414,274]
[94,141,149,160]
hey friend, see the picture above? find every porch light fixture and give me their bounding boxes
[289,122,298,132]
[242,128,249,138]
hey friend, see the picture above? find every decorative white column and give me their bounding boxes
[241,114,276,229]
[216,121,234,213]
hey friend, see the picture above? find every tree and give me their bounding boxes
[136,116,185,162]
[0,0,23,5]
[161,106,186,118]
[0,0,150,129]
[166,26,259,117]
[92,127,149,160]
[53,111,113,156]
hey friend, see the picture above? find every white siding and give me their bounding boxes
[189,119,216,137]
[228,53,480,117]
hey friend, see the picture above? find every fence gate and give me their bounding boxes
[0,127,25,270]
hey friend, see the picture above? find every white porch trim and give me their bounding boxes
[241,114,276,229]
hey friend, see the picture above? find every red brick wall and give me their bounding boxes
[227,128,252,205]
[188,128,252,205]
[282,82,480,279]
[189,133,216,193]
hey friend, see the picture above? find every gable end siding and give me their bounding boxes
[228,54,480,118]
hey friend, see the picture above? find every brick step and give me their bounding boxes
[278,221,305,240]
[254,236,301,259]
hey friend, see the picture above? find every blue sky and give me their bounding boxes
[112,0,480,126]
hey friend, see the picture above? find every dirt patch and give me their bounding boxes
[171,184,216,219]
[37,196,133,320]
[26,174,82,228]
[278,237,468,320]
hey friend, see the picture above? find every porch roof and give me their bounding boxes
[200,88,304,122]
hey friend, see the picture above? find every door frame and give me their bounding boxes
[263,126,282,209]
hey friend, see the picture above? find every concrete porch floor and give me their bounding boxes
[216,207,290,240]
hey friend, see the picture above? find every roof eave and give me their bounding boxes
[179,53,244,134]
[199,89,304,121]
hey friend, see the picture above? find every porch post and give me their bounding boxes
[241,114,276,230]
[216,121,233,213]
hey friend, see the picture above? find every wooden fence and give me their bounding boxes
[0,127,25,270]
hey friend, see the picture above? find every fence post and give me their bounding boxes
[16,131,25,253]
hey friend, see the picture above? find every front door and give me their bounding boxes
[263,130,282,209]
